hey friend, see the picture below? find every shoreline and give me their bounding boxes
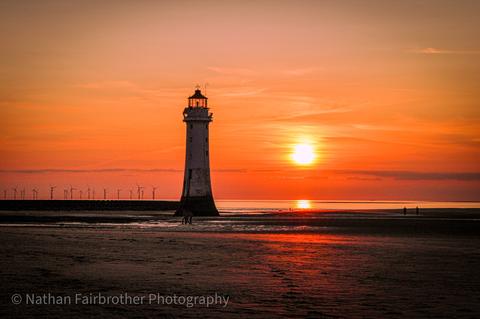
[1,208,479,236]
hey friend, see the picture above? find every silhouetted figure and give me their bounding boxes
[403,207,407,215]
[187,210,193,224]
[416,206,419,215]
[181,209,186,224]
[181,209,193,225]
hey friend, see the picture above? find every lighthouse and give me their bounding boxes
[175,87,219,216]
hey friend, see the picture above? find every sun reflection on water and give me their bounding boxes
[296,200,312,209]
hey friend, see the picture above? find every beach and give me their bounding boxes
[1,209,480,318]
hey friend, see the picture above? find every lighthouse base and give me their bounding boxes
[174,195,219,216]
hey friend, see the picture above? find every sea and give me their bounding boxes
[214,199,480,212]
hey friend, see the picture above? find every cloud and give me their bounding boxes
[75,81,188,102]
[346,176,382,181]
[2,168,479,181]
[272,108,352,123]
[0,168,245,174]
[0,168,181,174]
[217,88,267,97]
[76,81,137,90]
[351,124,402,131]
[281,67,319,76]
[409,48,480,55]
[207,67,257,76]
[332,170,480,181]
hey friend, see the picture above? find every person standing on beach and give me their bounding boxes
[181,209,188,224]
[403,207,407,215]
[416,206,419,215]
[181,209,193,225]
[187,210,193,224]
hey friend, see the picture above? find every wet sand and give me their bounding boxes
[1,210,480,318]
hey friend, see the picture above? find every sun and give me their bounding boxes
[291,143,315,165]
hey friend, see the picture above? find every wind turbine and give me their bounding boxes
[50,186,56,200]
[21,188,26,200]
[70,185,76,200]
[32,188,38,200]
[103,188,107,200]
[129,189,133,200]
[136,184,143,200]
[87,186,91,200]
[13,187,17,200]
[64,189,68,200]
[152,186,157,200]
[117,189,121,200]
[79,190,83,199]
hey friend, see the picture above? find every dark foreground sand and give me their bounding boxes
[1,210,480,318]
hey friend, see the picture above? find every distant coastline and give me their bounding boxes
[0,200,179,211]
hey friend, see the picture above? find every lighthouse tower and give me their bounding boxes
[175,87,219,216]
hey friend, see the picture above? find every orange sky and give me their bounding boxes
[1,0,479,200]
